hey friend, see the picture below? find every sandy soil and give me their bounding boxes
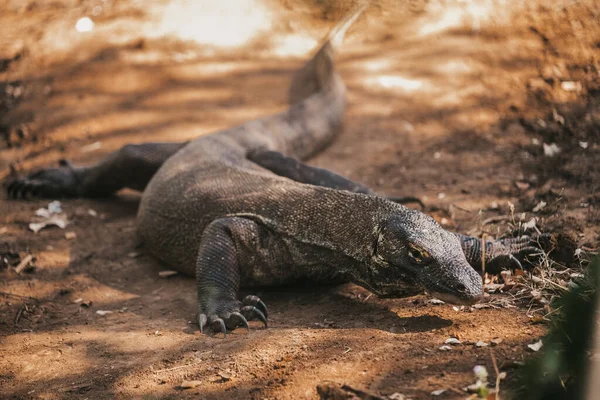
[1,0,599,399]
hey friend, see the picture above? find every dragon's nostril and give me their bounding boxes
[456,283,466,292]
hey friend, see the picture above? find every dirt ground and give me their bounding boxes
[1,0,599,399]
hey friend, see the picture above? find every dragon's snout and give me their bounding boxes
[421,261,483,305]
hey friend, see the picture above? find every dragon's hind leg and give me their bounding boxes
[5,142,187,199]
[248,149,424,207]
[248,149,373,194]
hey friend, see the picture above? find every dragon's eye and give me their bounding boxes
[407,244,431,264]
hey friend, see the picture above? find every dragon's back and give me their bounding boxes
[136,133,283,273]
[136,6,364,275]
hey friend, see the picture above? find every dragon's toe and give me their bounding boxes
[240,306,268,328]
[242,294,268,318]
[4,161,80,200]
[6,178,55,199]
[198,295,269,337]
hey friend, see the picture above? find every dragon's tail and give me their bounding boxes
[243,5,366,160]
[288,4,366,105]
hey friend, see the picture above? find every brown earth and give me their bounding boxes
[1,0,599,399]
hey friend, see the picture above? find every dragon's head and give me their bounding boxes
[355,210,483,305]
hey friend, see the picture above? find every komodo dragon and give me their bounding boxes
[5,7,545,336]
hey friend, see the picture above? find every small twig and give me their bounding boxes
[449,387,467,396]
[482,215,510,226]
[0,291,38,301]
[154,361,203,373]
[14,254,33,274]
[543,305,563,319]
[450,203,472,213]
[65,383,93,393]
[533,275,569,292]
[153,352,212,373]
[14,305,25,325]
[490,350,502,400]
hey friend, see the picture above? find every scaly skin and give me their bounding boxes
[4,7,549,336]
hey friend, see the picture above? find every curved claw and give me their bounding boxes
[211,318,227,338]
[242,295,268,318]
[17,182,29,199]
[4,163,81,200]
[229,312,249,331]
[198,313,208,334]
[256,300,268,319]
[20,182,33,199]
[6,179,35,199]
[7,180,22,199]
[240,306,268,328]
[508,254,523,270]
[252,308,268,328]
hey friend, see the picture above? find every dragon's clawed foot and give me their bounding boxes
[485,233,554,272]
[4,160,80,199]
[198,295,268,338]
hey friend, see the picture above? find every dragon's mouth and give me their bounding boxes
[354,279,423,299]
[427,291,482,306]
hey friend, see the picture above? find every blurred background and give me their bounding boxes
[1,1,599,399]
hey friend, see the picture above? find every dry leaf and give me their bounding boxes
[561,81,581,92]
[81,141,102,152]
[389,394,405,400]
[532,201,547,213]
[30,202,68,233]
[428,299,445,305]
[515,181,530,190]
[522,217,538,231]
[29,215,68,233]
[485,283,504,293]
[543,142,561,157]
[180,380,202,389]
[528,340,543,352]
[218,371,231,381]
[552,109,565,125]
[65,232,77,240]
